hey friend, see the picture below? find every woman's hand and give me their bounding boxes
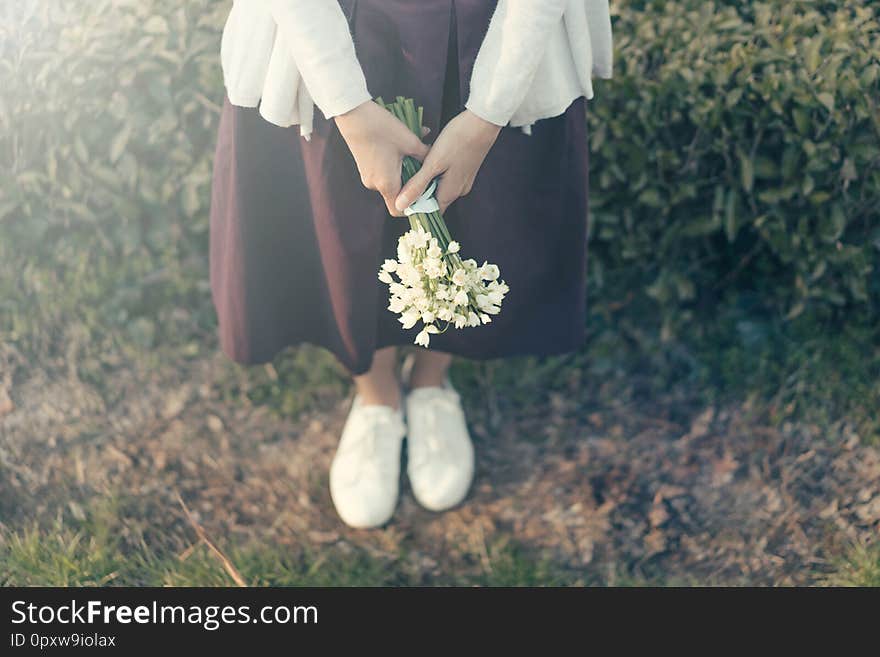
[394,109,501,215]
[335,100,430,217]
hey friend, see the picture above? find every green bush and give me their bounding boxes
[588,0,879,336]
[0,0,226,355]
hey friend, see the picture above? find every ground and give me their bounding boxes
[1,336,878,586]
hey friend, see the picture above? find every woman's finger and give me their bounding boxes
[434,175,461,215]
[395,157,440,212]
[373,166,406,217]
[379,186,405,217]
[384,195,405,217]
[400,129,430,161]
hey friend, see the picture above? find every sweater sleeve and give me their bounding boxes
[267,0,372,119]
[465,0,568,127]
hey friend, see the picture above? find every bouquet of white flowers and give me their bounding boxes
[376,97,508,348]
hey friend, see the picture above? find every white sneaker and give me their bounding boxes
[329,396,405,528]
[405,380,475,512]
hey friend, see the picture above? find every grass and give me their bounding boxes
[576,305,880,445]
[0,494,585,587]
[0,492,652,587]
[4,520,876,587]
[694,307,880,445]
[820,544,880,587]
[0,521,591,587]
[0,524,394,587]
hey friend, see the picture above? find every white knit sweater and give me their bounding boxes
[221,0,613,138]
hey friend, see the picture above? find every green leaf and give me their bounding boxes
[181,184,200,218]
[0,200,20,222]
[792,108,811,135]
[830,204,846,239]
[109,124,131,164]
[726,88,743,108]
[754,157,779,179]
[143,16,169,35]
[817,92,835,112]
[74,136,89,163]
[784,301,805,320]
[804,37,822,75]
[739,151,754,193]
[637,188,664,208]
[724,189,738,242]
[802,175,815,197]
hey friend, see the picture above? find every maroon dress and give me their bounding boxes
[210,0,589,375]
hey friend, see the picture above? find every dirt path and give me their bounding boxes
[2,349,878,585]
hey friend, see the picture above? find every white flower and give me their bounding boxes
[480,263,500,281]
[381,220,506,345]
[399,309,420,329]
[424,258,445,279]
[397,263,420,285]
[406,229,430,249]
[414,323,439,347]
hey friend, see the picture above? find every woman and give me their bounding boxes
[210,0,612,528]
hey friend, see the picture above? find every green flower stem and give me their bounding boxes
[380,97,460,258]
